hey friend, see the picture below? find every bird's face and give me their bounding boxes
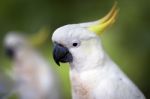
[52,25,98,66]
[4,33,28,59]
[52,3,118,66]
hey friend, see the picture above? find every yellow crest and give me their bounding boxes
[29,27,50,47]
[88,2,119,35]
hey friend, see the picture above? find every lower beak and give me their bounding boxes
[53,44,73,66]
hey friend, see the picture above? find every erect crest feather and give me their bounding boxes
[87,2,119,35]
[29,27,50,47]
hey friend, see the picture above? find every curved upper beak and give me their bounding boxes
[5,47,15,59]
[53,43,73,66]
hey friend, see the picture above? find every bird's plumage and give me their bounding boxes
[4,32,61,99]
[52,3,145,99]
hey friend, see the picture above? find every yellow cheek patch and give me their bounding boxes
[88,2,119,35]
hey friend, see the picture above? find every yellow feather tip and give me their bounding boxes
[88,2,119,35]
[29,27,50,47]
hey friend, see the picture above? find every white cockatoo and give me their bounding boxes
[52,3,146,99]
[4,32,61,99]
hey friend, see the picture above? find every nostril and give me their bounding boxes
[5,48,14,58]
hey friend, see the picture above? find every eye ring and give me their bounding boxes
[72,43,78,47]
[71,40,80,47]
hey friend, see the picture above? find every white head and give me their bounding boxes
[52,3,118,71]
[4,32,29,59]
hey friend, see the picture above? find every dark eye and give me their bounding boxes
[72,43,78,47]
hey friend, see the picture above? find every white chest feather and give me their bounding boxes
[70,62,145,99]
[70,69,101,99]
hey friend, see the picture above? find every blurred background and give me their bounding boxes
[0,0,149,99]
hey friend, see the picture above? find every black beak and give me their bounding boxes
[53,43,73,66]
[5,47,15,59]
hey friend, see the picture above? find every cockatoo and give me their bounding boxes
[4,32,61,99]
[52,3,146,99]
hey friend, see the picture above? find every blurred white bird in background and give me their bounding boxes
[52,3,146,99]
[4,31,62,99]
[0,71,14,99]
